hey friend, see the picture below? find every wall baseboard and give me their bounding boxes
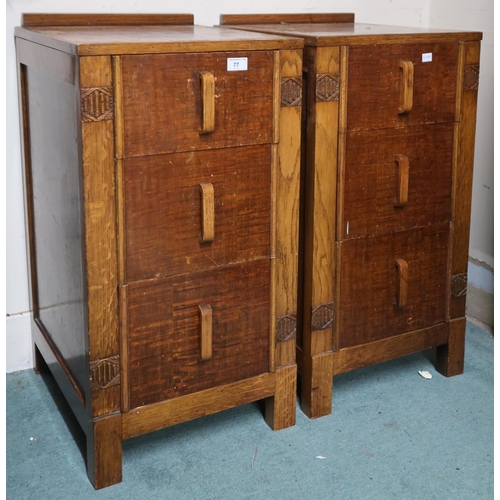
[6,313,33,373]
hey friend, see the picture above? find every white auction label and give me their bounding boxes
[422,53,433,62]
[227,57,248,71]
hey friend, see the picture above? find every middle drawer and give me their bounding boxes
[340,123,453,240]
[124,145,271,282]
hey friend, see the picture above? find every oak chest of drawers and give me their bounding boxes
[16,14,303,488]
[221,14,482,418]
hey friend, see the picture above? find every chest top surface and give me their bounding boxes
[15,22,304,55]
[220,21,482,46]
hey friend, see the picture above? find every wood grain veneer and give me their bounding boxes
[339,223,449,348]
[221,13,354,25]
[125,261,270,408]
[122,372,276,439]
[220,21,481,47]
[219,14,482,420]
[449,41,481,319]
[17,15,302,489]
[120,51,274,157]
[22,13,194,27]
[123,146,271,281]
[14,25,303,56]
[346,42,458,130]
[80,55,121,418]
[341,124,454,239]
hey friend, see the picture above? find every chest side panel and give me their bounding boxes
[22,58,88,396]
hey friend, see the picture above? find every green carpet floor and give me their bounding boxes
[6,321,493,499]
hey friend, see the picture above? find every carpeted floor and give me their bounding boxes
[6,321,493,499]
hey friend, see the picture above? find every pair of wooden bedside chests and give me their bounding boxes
[15,13,481,488]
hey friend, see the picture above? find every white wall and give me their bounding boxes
[428,0,494,268]
[5,0,493,372]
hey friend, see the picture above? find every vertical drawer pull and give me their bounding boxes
[199,182,215,243]
[199,71,215,134]
[198,304,213,361]
[395,259,409,309]
[398,60,414,114]
[394,154,410,207]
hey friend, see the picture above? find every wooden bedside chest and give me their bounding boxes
[15,14,303,488]
[220,14,482,418]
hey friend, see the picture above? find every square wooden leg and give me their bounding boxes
[436,317,466,377]
[300,351,333,419]
[87,413,123,489]
[33,343,49,375]
[265,364,297,431]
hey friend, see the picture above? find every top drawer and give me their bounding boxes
[121,51,275,158]
[347,42,458,131]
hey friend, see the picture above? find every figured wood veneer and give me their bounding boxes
[125,261,270,408]
[18,16,302,489]
[15,25,303,56]
[80,56,121,418]
[339,224,449,348]
[219,14,482,420]
[347,42,458,131]
[221,13,355,25]
[120,51,274,157]
[22,13,195,27]
[219,19,481,46]
[123,146,271,282]
[449,41,481,319]
[341,123,453,239]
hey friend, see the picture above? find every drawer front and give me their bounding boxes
[126,260,270,409]
[347,43,458,131]
[121,51,275,158]
[124,145,270,282]
[341,124,453,239]
[339,223,449,349]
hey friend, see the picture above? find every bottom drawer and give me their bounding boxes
[339,223,449,349]
[124,260,270,409]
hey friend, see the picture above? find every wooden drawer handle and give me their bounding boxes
[398,60,414,114]
[198,304,212,361]
[199,71,215,134]
[199,182,215,243]
[394,154,410,207]
[395,259,409,309]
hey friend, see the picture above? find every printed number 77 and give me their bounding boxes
[233,61,239,68]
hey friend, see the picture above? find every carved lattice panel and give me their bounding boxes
[80,86,114,122]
